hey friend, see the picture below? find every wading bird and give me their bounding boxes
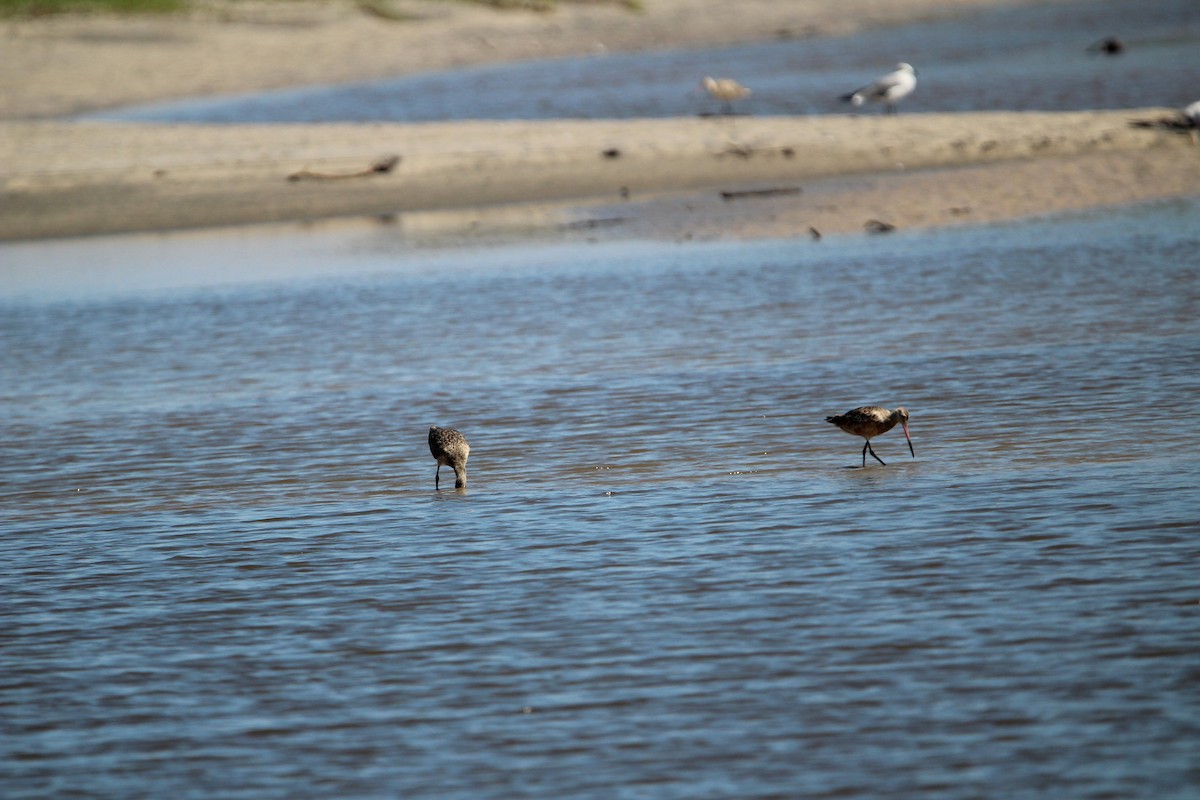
[428,425,469,489]
[825,406,915,467]
[700,76,752,114]
[840,63,917,114]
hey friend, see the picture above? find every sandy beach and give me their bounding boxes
[2,0,1198,242]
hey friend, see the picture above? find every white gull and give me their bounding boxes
[840,63,917,114]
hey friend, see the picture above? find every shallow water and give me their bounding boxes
[94,0,1200,123]
[3,201,1199,798]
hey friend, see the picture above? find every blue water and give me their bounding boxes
[3,200,1199,798]
[92,0,1200,123]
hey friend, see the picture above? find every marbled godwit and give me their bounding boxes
[428,425,469,489]
[701,76,752,114]
[825,406,915,467]
[840,63,917,115]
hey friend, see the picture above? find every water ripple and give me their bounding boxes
[3,203,1199,799]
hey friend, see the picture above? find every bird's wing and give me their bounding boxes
[865,72,905,98]
[847,406,889,423]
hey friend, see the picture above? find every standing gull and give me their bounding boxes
[700,76,752,115]
[1183,100,1200,144]
[840,63,917,114]
[428,425,469,489]
[825,406,915,467]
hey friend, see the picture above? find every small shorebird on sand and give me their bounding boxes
[700,76,752,114]
[428,425,469,489]
[840,63,917,114]
[825,406,915,467]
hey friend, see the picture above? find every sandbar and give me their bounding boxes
[1,0,1197,242]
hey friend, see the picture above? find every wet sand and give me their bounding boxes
[3,111,1196,241]
[1,0,1197,242]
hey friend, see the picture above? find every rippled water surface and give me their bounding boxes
[94,0,1200,123]
[3,202,1200,798]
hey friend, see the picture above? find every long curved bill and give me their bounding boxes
[902,421,915,458]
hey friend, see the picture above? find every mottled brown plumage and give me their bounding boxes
[825,406,915,467]
[428,425,469,489]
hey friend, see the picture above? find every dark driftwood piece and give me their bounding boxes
[287,155,401,182]
[1128,115,1198,138]
[719,186,802,201]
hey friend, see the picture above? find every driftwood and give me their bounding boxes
[719,186,802,201]
[1129,114,1198,141]
[565,217,627,231]
[287,155,401,182]
[715,143,796,159]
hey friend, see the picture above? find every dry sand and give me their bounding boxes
[1,0,1198,242]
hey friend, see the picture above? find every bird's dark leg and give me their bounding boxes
[867,441,887,466]
[435,464,441,490]
[861,441,868,468]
